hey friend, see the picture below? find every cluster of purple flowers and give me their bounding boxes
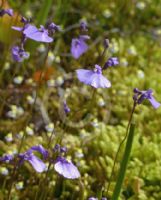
[133,88,160,109]
[11,16,60,62]
[72,21,119,89]
[71,21,89,59]
[0,144,80,179]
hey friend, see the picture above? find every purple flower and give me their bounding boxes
[23,25,53,43]
[133,88,161,109]
[54,157,80,179]
[71,35,90,59]
[12,46,29,62]
[63,101,70,114]
[80,21,88,32]
[48,22,61,33]
[19,150,46,173]
[30,145,48,159]
[0,9,13,17]
[53,144,67,153]
[60,147,67,153]
[103,57,119,69]
[76,64,111,88]
[0,154,13,163]
[12,24,53,43]
[53,144,61,152]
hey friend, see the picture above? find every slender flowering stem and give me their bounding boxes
[35,129,55,200]
[111,123,135,200]
[106,102,136,196]
[96,41,108,65]
[41,130,66,200]
[40,161,53,200]
[87,88,96,111]
[30,45,52,200]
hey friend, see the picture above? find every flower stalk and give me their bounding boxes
[111,122,135,200]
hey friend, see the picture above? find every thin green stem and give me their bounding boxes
[96,44,108,65]
[106,102,136,195]
[40,162,53,200]
[111,123,135,200]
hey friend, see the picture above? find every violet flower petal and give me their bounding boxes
[12,46,29,62]
[23,25,53,43]
[12,26,23,32]
[30,145,48,159]
[0,9,13,17]
[76,65,111,88]
[71,38,88,59]
[5,9,13,16]
[0,154,13,162]
[54,157,80,179]
[90,74,111,88]
[148,96,161,109]
[28,154,46,173]
[76,69,94,85]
